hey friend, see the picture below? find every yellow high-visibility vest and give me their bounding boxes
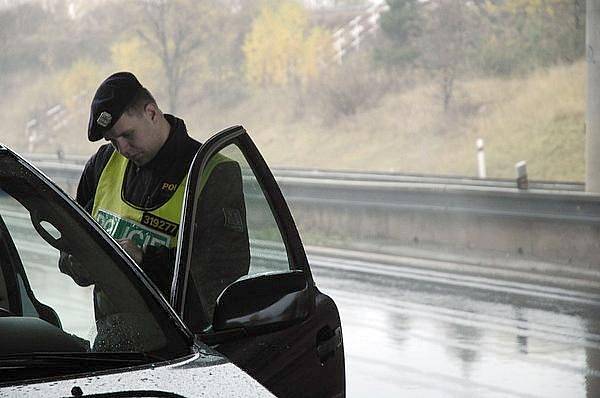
[92,151,188,249]
[91,149,231,250]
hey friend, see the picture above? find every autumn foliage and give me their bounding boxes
[243,1,331,87]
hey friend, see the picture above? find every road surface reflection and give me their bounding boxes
[312,260,600,398]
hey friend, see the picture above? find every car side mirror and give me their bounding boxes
[212,271,311,335]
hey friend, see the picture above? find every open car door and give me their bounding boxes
[171,126,345,397]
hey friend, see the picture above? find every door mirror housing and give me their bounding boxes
[212,271,311,335]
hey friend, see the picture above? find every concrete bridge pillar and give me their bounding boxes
[586,0,600,192]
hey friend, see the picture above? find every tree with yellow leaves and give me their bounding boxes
[243,1,331,87]
[110,36,163,92]
[59,59,105,109]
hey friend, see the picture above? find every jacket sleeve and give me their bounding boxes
[141,245,175,297]
[76,145,114,212]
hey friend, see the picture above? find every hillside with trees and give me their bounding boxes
[0,0,586,180]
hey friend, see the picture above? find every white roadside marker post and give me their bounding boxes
[476,138,486,178]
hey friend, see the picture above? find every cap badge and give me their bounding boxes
[97,111,112,127]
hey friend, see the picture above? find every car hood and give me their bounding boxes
[0,349,274,397]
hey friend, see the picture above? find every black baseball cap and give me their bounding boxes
[87,71,144,142]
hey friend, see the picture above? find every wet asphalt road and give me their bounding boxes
[15,238,600,397]
[309,254,600,398]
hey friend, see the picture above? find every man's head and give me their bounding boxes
[88,72,170,166]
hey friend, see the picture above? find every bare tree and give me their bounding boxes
[421,0,473,112]
[136,0,217,113]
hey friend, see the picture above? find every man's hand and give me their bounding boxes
[117,239,143,264]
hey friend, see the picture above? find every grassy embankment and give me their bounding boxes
[2,61,584,181]
[189,60,584,181]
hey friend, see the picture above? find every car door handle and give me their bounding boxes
[316,326,343,363]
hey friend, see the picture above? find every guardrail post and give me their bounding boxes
[516,161,528,190]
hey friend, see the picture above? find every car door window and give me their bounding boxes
[0,154,190,365]
[182,142,292,330]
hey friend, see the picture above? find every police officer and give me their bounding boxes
[62,72,250,319]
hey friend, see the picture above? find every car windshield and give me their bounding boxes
[0,151,190,381]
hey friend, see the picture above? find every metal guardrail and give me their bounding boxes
[21,153,88,164]
[275,174,600,223]
[272,168,584,191]
[20,154,600,225]
[21,153,585,190]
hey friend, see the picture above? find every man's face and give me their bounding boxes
[103,106,163,166]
